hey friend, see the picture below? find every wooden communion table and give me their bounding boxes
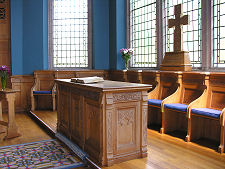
[55,79,152,166]
[0,89,21,139]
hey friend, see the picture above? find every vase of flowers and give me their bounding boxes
[120,48,134,70]
[0,65,9,90]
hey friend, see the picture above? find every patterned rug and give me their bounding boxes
[0,139,85,169]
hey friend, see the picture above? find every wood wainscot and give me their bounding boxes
[55,79,152,166]
[108,70,128,82]
[11,75,34,112]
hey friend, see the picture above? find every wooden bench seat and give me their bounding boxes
[161,72,207,135]
[186,73,225,153]
[31,70,55,111]
[148,71,179,127]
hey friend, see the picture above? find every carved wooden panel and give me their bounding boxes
[113,92,141,103]
[114,103,140,155]
[0,0,11,89]
[58,86,70,137]
[56,80,151,166]
[70,91,83,147]
[84,99,101,161]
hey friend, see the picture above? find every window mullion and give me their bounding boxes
[201,0,212,70]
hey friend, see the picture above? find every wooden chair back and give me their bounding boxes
[148,71,178,100]
[180,72,206,105]
[159,72,179,100]
[33,70,55,91]
[207,73,225,110]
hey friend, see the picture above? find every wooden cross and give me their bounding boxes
[168,4,189,52]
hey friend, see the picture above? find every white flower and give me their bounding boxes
[124,49,128,54]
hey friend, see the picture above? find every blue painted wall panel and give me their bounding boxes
[116,0,127,70]
[11,0,23,75]
[92,0,109,69]
[10,0,126,75]
[23,0,44,75]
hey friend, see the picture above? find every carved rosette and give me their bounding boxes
[113,92,141,103]
[118,109,134,126]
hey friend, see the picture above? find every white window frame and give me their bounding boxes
[48,0,92,70]
[127,0,225,71]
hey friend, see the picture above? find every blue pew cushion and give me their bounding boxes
[191,108,221,119]
[164,103,188,112]
[148,99,162,107]
[33,91,52,94]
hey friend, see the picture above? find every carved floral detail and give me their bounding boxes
[142,108,147,146]
[118,109,134,126]
[88,111,97,119]
[107,111,112,151]
[113,92,141,103]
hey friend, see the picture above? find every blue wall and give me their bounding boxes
[11,0,23,75]
[11,0,126,75]
[109,0,127,70]
[92,0,109,69]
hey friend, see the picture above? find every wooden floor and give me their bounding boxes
[2,111,225,169]
[0,112,52,147]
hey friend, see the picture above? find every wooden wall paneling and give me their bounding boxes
[108,70,127,82]
[141,70,158,93]
[54,70,76,79]
[0,0,11,89]
[11,75,34,112]
[75,70,108,79]
[126,70,142,83]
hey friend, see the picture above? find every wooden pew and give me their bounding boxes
[148,71,179,127]
[187,73,225,153]
[31,70,55,111]
[161,72,206,136]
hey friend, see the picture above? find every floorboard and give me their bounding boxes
[3,111,225,169]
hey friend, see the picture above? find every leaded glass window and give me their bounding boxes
[164,0,202,68]
[129,0,157,68]
[213,0,225,67]
[49,0,90,69]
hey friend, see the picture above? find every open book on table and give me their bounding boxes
[71,76,104,84]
